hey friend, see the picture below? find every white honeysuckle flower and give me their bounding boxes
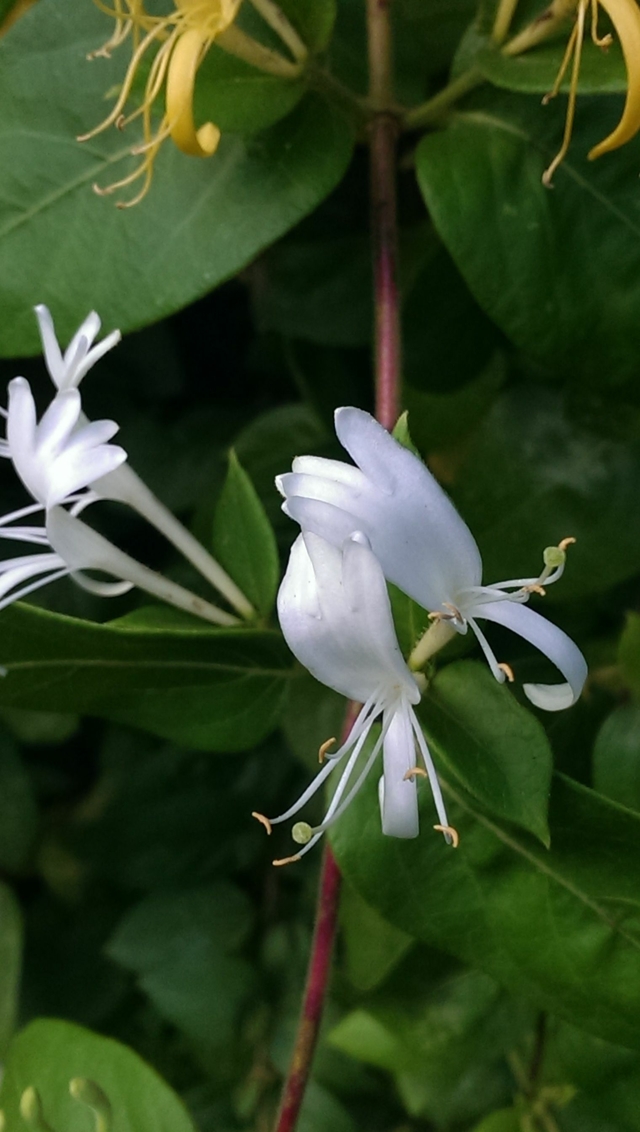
[253,531,456,865]
[26,305,254,619]
[277,407,587,712]
[0,506,238,625]
[6,376,126,510]
[34,304,121,391]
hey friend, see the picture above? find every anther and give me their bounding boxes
[252,812,272,835]
[523,583,546,597]
[403,766,428,781]
[273,854,302,867]
[434,824,460,848]
[498,662,515,683]
[558,536,576,551]
[318,737,336,763]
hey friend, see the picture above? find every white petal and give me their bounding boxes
[478,599,588,710]
[290,455,368,490]
[34,305,65,388]
[64,311,101,368]
[73,330,121,384]
[61,418,120,454]
[7,378,36,456]
[46,444,127,506]
[280,406,483,612]
[35,390,82,458]
[380,706,419,838]
[277,532,418,705]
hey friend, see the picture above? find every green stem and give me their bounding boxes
[409,618,456,671]
[403,67,483,130]
[248,0,308,63]
[216,24,303,78]
[492,0,522,44]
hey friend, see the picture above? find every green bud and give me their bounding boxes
[292,821,312,845]
[543,545,565,569]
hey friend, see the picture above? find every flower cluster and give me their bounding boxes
[255,408,587,863]
[0,305,252,624]
[82,0,307,206]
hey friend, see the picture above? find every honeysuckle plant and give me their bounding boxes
[2,1,640,1131]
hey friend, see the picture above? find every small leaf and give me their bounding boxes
[422,660,552,845]
[213,450,279,618]
[0,1018,198,1131]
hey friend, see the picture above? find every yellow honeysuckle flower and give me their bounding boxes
[80,0,242,207]
[543,0,640,183]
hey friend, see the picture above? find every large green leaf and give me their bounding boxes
[416,92,640,386]
[0,1018,197,1131]
[0,604,291,750]
[593,704,640,811]
[422,661,552,844]
[332,771,640,1049]
[0,0,354,354]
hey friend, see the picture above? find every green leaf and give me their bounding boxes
[332,772,640,1049]
[212,450,280,618]
[619,613,640,698]
[593,704,640,811]
[451,386,640,602]
[107,885,256,1049]
[0,737,37,871]
[277,0,337,52]
[416,92,640,386]
[422,660,553,845]
[282,667,345,771]
[0,883,21,1056]
[0,603,291,750]
[340,881,414,991]
[470,1110,521,1132]
[404,353,505,453]
[194,47,304,134]
[0,0,354,354]
[0,1018,198,1131]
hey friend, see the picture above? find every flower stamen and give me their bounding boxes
[403,766,428,780]
[273,854,302,867]
[498,662,516,682]
[251,811,272,835]
[434,824,460,847]
[318,736,337,763]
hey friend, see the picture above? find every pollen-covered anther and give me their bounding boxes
[318,736,336,763]
[558,536,577,551]
[403,766,428,781]
[498,662,515,683]
[251,811,272,835]
[273,853,302,867]
[524,583,546,596]
[434,824,460,847]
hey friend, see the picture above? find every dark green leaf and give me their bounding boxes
[213,450,280,618]
[619,613,640,698]
[0,604,291,750]
[452,387,640,602]
[593,704,640,811]
[0,883,21,1056]
[422,660,553,844]
[416,92,640,386]
[0,1018,198,1131]
[0,0,354,354]
[0,738,37,871]
[340,881,414,991]
[332,772,640,1049]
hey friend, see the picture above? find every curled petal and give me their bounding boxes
[166,28,220,157]
[478,599,587,710]
[589,0,640,159]
[35,389,82,458]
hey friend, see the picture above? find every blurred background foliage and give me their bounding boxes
[0,0,640,1129]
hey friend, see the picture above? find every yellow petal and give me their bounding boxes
[589,0,640,157]
[165,27,220,157]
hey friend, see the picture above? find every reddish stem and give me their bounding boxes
[370,112,401,430]
[272,845,342,1132]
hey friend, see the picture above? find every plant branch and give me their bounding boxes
[368,0,401,430]
[272,698,360,1132]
